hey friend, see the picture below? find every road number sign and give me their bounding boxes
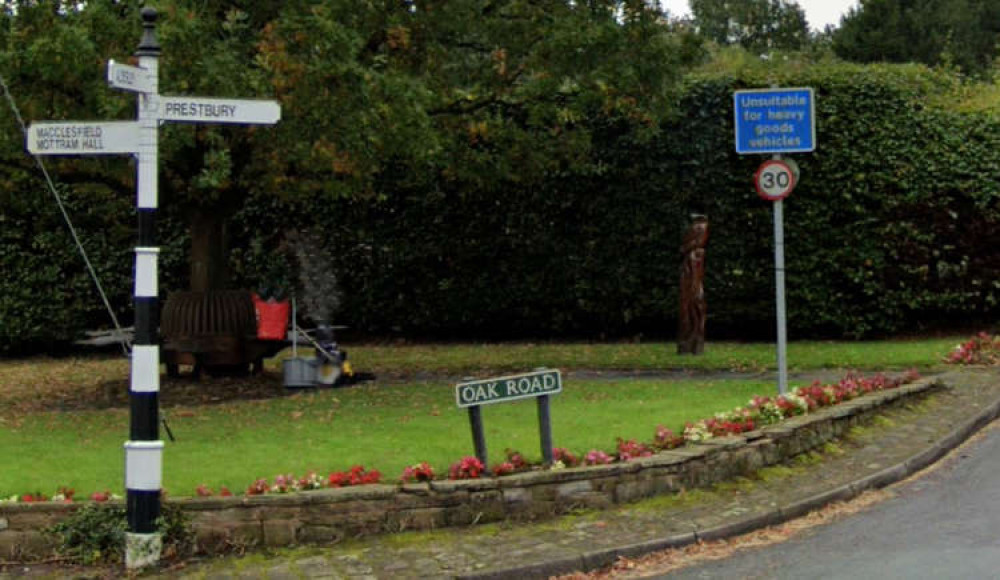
[754,160,796,201]
[107,60,154,93]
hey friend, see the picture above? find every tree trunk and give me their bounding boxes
[189,208,230,292]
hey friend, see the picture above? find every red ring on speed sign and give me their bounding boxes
[754,160,796,201]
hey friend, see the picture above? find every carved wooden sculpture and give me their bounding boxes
[678,215,708,355]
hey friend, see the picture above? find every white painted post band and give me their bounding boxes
[134,247,159,297]
[124,440,164,491]
[129,345,160,393]
[125,533,162,570]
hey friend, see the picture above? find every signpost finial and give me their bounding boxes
[136,8,160,56]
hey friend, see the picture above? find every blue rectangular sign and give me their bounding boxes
[734,88,815,154]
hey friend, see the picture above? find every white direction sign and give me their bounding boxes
[159,96,280,125]
[107,60,154,93]
[27,121,140,155]
[754,159,796,201]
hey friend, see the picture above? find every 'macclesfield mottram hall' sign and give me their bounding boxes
[455,369,562,408]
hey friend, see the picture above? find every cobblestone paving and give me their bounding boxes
[6,369,999,580]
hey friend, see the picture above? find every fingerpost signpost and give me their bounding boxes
[25,9,280,568]
[734,87,815,395]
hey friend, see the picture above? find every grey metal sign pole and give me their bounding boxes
[772,155,789,395]
[734,87,814,397]
[26,8,280,568]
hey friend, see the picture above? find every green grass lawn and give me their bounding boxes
[346,338,960,374]
[0,338,961,498]
[1,378,773,497]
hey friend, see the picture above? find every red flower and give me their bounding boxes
[505,449,528,470]
[491,462,515,476]
[401,462,435,483]
[245,479,269,496]
[553,447,580,466]
[449,456,485,480]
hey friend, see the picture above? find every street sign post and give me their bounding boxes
[24,9,280,569]
[455,369,562,465]
[754,159,796,201]
[735,87,816,396]
[734,87,815,154]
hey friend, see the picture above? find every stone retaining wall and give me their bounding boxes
[0,379,941,560]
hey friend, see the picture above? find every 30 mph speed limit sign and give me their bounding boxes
[754,159,796,201]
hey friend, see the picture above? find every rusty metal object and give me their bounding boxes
[161,290,260,375]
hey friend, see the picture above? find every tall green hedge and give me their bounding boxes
[5,61,1000,352]
[250,62,999,340]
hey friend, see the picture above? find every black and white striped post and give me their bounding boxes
[124,8,163,568]
[25,8,280,569]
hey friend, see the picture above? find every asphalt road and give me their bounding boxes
[659,422,1000,580]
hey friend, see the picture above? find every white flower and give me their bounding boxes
[683,421,714,442]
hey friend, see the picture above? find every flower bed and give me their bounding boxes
[946,332,1000,365]
[0,372,940,560]
[0,371,922,504]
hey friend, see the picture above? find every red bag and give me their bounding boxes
[252,294,290,340]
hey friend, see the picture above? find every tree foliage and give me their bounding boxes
[690,0,809,53]
[832,0,1000,77]
[5,2,1000,352]
[0,0,701,352]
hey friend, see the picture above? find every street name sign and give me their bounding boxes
[734,87,815,154]
[455,369,562,408]
[158,96,280,125]
[27,121,140,155]
[107,59,154,93]
[754,159,796,201]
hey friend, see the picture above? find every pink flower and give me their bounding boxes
[584,449,613,465]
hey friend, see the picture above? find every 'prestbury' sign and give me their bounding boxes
[455,369,562,408]
[159,96,281,124]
